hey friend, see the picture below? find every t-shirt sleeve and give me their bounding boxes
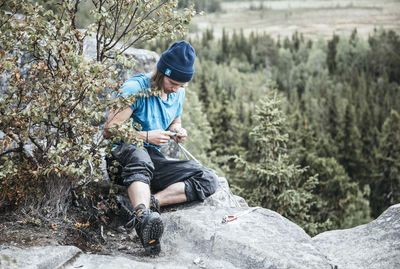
[116,79,143,112]
[175,88,185,119]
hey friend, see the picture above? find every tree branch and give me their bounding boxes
[109,0,167,51]
[0,147,20,157]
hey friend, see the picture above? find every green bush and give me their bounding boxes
[0,0,193,213]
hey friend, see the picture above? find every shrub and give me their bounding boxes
[0,0,194,215]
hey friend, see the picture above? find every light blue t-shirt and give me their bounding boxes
[117,73,185,150]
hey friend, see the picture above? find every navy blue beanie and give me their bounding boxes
[157,41,196,83]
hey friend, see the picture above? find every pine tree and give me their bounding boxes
[372,110,400,217]
[359,105,379,187]
[208,91,241,158]
[232,91,319,234]
[220,28,229,61]
[181,88,214,168]
[197,69,211,111]
[327,34,339,74]
[337,103,363,182]
[288,112,370,234]
[327,90,341,145]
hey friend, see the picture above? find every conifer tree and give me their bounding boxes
[327,34,339,74]
[327,90,341,146]
[220,28,230,62]
[197,68,211,111]
[337,103,363,182]
[181,88,214,168]
[208,91,241,158]
[232,91,319,233]
[368,29,400,83]
[288,112,371,233]
[372,110,400,217]
[359,106,379,187]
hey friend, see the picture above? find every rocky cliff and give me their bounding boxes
[1,177,399,269]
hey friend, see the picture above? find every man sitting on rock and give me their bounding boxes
[102,41,218,255]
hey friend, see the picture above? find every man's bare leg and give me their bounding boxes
[126,181,163,256]
[127,181,151,208]
[154,182,187,206]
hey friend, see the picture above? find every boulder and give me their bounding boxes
[159,206,333,269]
[312,203,400,269]
[0,245,80,269]
[0,34,158,95]
[82,35,158,79]
[0,207,333,269]
[2,203,400,268]
[69,253,154,269]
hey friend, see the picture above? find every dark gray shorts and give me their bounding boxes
[106,143,218,202]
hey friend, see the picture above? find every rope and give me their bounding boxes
[175,141,241,208]
[222,207,262,224]
[177,142,202,165]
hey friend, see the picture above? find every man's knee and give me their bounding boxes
[123,173,151,186]
[108,144,154,186]
[202,168,218,196]
[184,168,219,202]
[112,144,152,166]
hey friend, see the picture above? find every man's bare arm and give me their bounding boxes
[168,116,182,132]
[103,105,172,145]
[102,105,142,139]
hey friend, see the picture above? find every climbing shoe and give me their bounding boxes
[130,204,164,255]
[150,195,161,214]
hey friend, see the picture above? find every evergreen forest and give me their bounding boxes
[144,28,400,235]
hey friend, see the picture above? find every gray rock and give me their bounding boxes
[82,35,158,79]
[0,34,158,95]
[313,203,400,269]
[67,253,154,269]
[2,204,400,269]
[160,206,333,269]
[0,245,80,269]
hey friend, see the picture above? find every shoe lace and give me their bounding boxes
[150,195,161,214]
[125,208,148,231]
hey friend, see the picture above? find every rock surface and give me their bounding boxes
[1,202,399,268]
[0,245,80,269]
[82,35,159,80]
[0,35,158,95]
[159,206,333,269]
[313,203,400,269]
[0,208,332,269]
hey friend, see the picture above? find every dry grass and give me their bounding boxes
[190,0,400,40]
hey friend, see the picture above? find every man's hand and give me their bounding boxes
[147,130,176,146]
[170,127,187,143]
[168,117,187,143]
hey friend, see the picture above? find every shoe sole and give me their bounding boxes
[141,213,164,255]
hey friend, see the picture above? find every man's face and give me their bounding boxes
[162,77,187,94]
